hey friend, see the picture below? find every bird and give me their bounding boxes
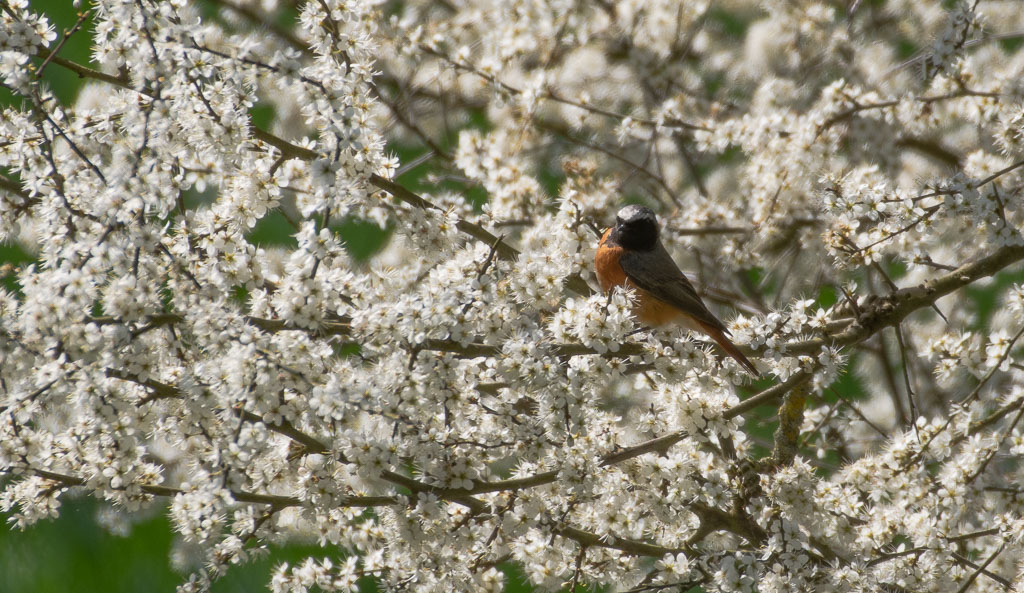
[594,205,760,377]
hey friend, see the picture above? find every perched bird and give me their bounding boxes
[594,205,760,377]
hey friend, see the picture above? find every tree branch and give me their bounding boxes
[30,468,395,508]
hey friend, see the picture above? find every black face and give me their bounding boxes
[611,205,659,251]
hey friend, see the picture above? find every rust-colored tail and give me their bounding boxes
[698,323,760,378]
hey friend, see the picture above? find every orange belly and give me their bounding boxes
[633,290,691,327]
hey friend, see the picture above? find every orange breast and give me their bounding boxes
[594,228,627,291]
[595,228,686,328]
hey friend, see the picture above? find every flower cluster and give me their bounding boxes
[3,1,1024,592]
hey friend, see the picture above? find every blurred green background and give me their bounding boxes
[1,496,321,593]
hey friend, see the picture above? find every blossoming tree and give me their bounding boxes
[3,0,1024,591]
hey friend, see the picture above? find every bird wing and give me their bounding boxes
[618,245,728,332]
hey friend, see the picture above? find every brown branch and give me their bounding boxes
[534,116,679,205]
[416,43,707,132]
[379,469,684,557]
[770,385,807,467]
[36,10,91,78]
[33,46,130,88]
[245,315,352,336]
[783,243,1024,355]
[105,369,332,455]
[30,468,395,508]
[946,527,999,542]
[206,0,307,53]
[724,371,813,419]
[821,90,1003,131]
[412,375,813,498]
[974,158,1024,189]
[953,544,1009,591]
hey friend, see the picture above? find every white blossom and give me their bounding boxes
[3,0,1024,592]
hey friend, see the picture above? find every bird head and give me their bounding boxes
[613,205,659,251]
